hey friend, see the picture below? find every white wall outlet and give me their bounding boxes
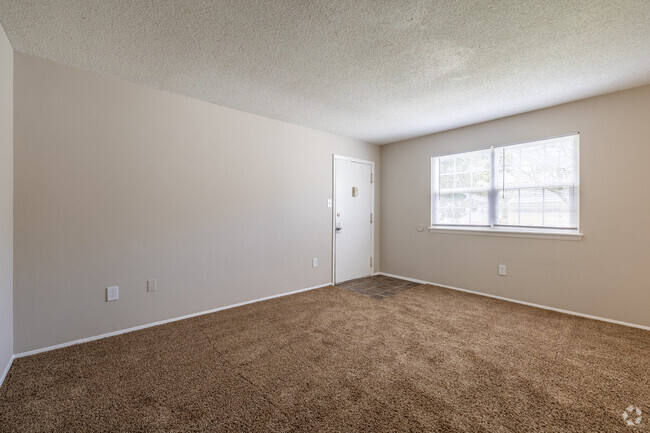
[327,199,332,208]
[106,286,119,301]
[312,258,318,268]
[498,265,507,276]
[147,279,157,292]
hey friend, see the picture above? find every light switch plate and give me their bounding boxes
[106,286,119,302]
[147,279,157,292]
[327,199,332,208]
[498,265,507,276]
[312,258,318,268]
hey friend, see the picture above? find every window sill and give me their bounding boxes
[428,226,583,240]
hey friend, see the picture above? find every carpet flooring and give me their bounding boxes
[1,284,648,432]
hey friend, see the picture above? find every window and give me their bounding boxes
[431,134,580,236]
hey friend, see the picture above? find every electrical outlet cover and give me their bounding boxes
[106,286,119,301]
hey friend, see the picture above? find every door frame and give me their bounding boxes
[332,154,375,285]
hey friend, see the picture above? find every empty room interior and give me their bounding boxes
[1,1,649,432]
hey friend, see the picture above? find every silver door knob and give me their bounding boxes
[335,224,342,232]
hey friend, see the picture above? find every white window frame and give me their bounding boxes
[430,134,582,240]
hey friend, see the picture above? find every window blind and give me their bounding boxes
[494,135,579,230]
[432,134,580,232]
[432,148,492,226]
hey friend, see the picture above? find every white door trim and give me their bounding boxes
[332,154,375,285]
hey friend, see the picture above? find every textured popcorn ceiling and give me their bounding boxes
[1,1,649,144]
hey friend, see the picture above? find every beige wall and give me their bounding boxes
[13,53,380,353]
[0,24,13,373]
[381,85,650,328]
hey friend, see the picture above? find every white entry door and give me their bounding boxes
[334,156,374,284]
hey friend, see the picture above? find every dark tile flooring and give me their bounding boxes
[336,275,422,299]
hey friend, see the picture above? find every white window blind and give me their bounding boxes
[432,148,492,226]
[432,134,580,233]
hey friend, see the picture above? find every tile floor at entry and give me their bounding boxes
[336,275,421,299]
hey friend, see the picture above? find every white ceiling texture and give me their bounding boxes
[1,1,649,144]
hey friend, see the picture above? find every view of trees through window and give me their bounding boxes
[436,149,491,226]
[432,135,579,231]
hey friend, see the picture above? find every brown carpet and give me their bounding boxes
[1,284,648,432]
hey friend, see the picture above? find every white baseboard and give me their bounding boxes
[376,272,650,331]
[0,355,14,389]
[15,282,332,359]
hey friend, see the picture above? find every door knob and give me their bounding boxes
[335,224,342,232]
